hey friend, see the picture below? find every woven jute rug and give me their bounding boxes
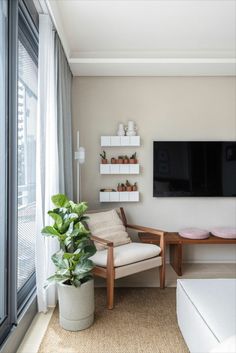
[38,288,189,353]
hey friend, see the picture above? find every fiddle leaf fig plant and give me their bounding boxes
[42,194,96,288]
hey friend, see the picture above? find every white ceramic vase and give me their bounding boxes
[57,279,94,331]
[117,123,125,136]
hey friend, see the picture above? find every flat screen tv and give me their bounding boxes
[153,141,236,197]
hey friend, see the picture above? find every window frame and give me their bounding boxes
[0,0,39,346]
[17,0,38,313]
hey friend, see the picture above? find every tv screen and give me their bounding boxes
[153,141,236,197]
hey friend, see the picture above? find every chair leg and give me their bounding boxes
[107,272,115,309]
[159,265,165,289]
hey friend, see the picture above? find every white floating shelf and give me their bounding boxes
[100,164,140,174]
[101,136,140,147]
[99,191,139,202]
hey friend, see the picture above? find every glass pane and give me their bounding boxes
[0,0,7,325]
[17,41,37,291]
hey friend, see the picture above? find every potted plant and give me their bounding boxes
[121,183,126,191]
[132,182,138,191]
[41,194,96,331]
[123,155,129,164]
[117,155,124,164]
[130,152,138,164]
[100,150,108,164]
[117,183,123,192]
[126,180,132,192]
[111,157,117,164]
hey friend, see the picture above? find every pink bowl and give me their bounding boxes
[210,227,236,239]
[179,228,210,240]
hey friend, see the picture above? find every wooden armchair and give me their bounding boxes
[89,208,165,309]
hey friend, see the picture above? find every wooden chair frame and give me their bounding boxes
[91,207,165,309]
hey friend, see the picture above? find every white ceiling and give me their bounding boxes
[47,0,236,76]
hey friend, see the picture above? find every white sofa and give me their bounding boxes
[177,279,236,353]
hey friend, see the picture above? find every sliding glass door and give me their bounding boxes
[17,1,38,310]
[0,0,39,346]
[0,0,8,328]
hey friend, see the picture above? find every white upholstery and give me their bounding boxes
[177,279,236,353]
[86,209,131,250]
[115,256,162,279]
[90,242,161,268]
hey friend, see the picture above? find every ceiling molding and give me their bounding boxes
[47,0,236,77]
[69,60,236,76]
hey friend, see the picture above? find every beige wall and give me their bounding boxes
[72,77,236,265]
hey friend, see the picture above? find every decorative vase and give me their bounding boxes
[125,120,137,136]
[117,123,125,136]
[57,279,94,331]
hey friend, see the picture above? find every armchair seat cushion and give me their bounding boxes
[90,242,161,268]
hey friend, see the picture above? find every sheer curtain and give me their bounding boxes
[36,14,59,312]
[36,14,74,312]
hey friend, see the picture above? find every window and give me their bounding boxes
[0,0,8,328]
[0,0,39,346]
[17,2,38,309]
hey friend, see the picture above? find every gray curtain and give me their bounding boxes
[54,33,73,199]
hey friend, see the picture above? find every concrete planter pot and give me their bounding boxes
[57,279,94,331]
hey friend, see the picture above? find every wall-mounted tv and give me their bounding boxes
[153,141,236,197]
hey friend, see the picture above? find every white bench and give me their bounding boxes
[177,279,236,353]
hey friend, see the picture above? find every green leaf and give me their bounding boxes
[41,226,61,238]
[48,211,63,229]
[44,274,66,289]
[51,194,69,208]
[51,250,69,269]
[69,201,88,215]
[74,222,90,234]
[73,259,94,275]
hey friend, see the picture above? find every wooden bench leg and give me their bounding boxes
[169,243,182,276]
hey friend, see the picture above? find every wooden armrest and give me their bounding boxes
[91,235,114,247]
[126,224,165,258]
[126,224,164,237]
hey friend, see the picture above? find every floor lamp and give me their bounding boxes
[74,131,85,203]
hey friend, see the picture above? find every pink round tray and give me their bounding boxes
[179,228,210,240]
[210,227,236,239]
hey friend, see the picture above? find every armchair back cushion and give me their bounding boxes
[86,209,131,250]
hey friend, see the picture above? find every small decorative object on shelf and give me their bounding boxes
[117,123,125,136]
[111,157,117,164]
[100,188,116,192]
[130,152,137,164]
[132,182,138,191]
[100,150,108,164]
[121,183,126,191]
[117,183,123,192]
[125,120,137,136]
[123,155,129,164]
[125,180,132,192]
[118,156,124,164]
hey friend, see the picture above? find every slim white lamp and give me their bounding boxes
[74,131,85,202]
